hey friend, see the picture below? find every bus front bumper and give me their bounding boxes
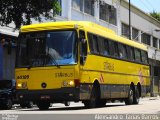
[17,87,80,102]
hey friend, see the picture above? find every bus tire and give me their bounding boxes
[133,88,140,104]
[5,98,13,110]
[37,101,50,110]
[84,86,99,108]
[97,99,106,107]
[64,101,70,106]
[125,88,134,105]
[20,101,33,108]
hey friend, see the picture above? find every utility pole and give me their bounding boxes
[129,0,131,40]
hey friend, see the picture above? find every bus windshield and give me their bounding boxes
[16,30,78,68]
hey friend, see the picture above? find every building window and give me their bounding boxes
[132,27,139,41]
[100,3,109,22]
[99,1,117,25]
[84,0,94,16]
[72,0,94,16]
[153,37,157,48]
[72,0,83,11]
[109,6,117,25]
[141,33,151,45]
[121,23,129,39]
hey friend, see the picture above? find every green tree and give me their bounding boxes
[150,11,160,22]
[0,0,61,29]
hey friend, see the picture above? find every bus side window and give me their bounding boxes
[108,40,119,57]
[103,38,110,56]
[118,43,127,59]
[114,42,119,57]
[141,50,148,64]
[88,33,99,54]
[126,46,135,61]
[79,30,87,65]
[98,37,109,56]
[108,40,115,57]
[92,35,99,54]
[135,48,141,62]
[79,30,85,39]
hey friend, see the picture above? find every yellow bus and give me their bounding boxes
[15,21,150,110]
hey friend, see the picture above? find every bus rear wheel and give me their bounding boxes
[37,101,50,110]
[125,88,134,105]
[133,88,140,104]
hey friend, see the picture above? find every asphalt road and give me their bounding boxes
[0,97,160,120]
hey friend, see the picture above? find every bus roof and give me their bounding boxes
[20,21,147,51]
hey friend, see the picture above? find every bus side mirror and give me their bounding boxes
[80,38,87,65]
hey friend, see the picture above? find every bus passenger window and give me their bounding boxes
[103,39,109,56]
[88,33,99,54]
[141,51,148,64]
[108,41,114,56]
[97,37,104,55]
[118,44,127,59]
[98,37,109,56]
[114,42,119,57]
[135,49,141,62]
[108,41,119,57]
[127,46,135,61]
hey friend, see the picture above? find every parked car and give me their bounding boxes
[0,79,33,109]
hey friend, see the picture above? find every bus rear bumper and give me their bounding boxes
[17,87,80,102]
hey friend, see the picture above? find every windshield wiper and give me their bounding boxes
[47,53,60,68]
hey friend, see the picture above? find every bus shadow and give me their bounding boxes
[19,104,126,111]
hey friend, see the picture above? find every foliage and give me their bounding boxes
[0,0,61,29]
[150,11,160,22]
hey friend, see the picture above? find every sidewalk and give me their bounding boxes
[140,95,160,101]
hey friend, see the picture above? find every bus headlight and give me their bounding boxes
[17,83,22,88]
[17,82,27,89]
[69,80,74,86]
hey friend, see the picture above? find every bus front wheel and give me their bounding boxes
[125,88,134,105]
[84,86,99,108]
[37,101,50,110]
